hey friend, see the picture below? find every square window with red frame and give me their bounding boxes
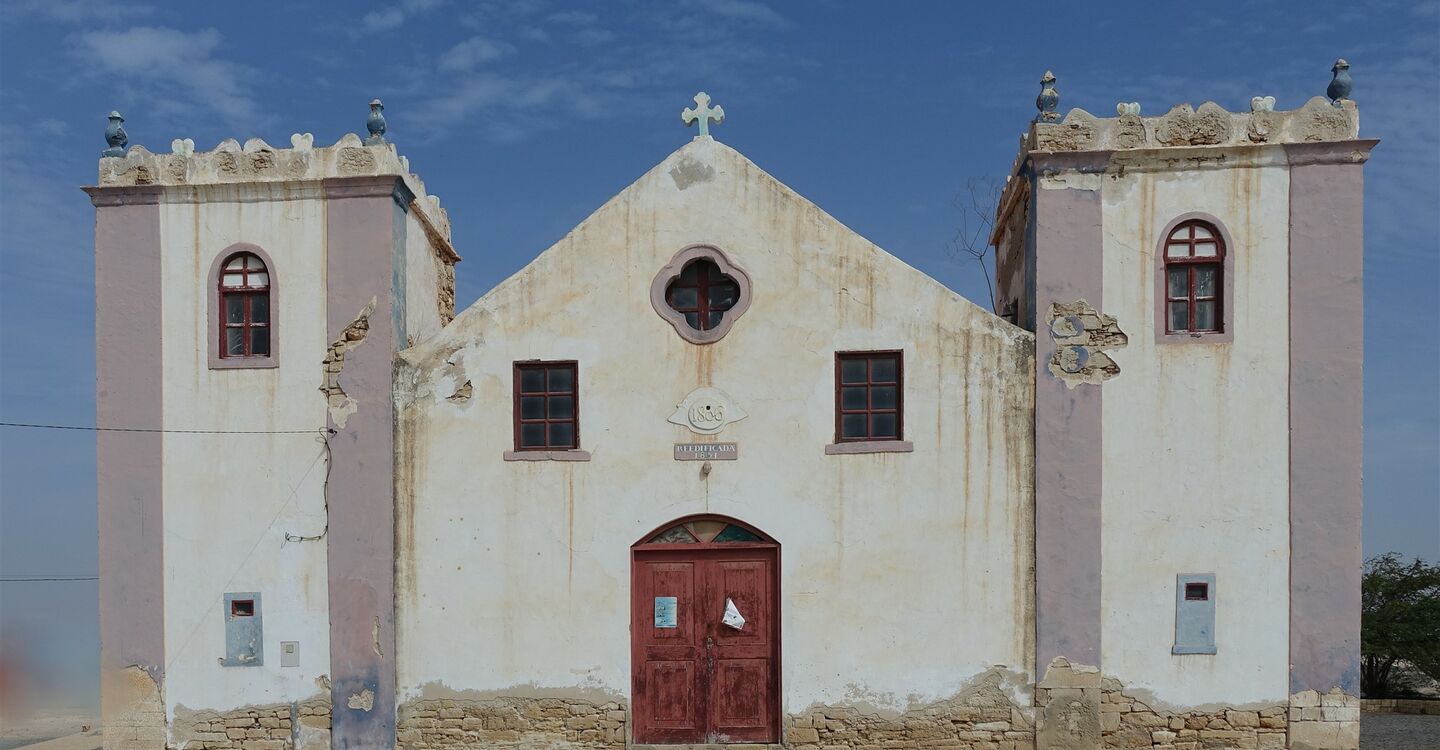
[514,361,579,450]
[835,351,903,442]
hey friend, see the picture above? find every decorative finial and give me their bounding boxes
[1116,102,1140,117]
[1327,59,1352,105]
[681,92,724,138]
[1250,96,1276,113]
[365,99,387,145]
[102,111,127,157]
[1036,71,1060,122]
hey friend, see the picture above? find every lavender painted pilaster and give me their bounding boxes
[1285,140,1377,702]
[84,185,167,750]
[322,176,412,749]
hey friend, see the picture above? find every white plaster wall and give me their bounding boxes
[401,209,443,345]
[1099,147,1291,706]
[160,187,333,718]
[395,138,1036,712]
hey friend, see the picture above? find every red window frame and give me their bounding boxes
[513,361,580,451]
[834,351,903,442]
[1163,220,1225,334]
[665,259,740,332]
[217,252,272,358]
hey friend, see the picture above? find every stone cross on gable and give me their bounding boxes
[682,92,724,137]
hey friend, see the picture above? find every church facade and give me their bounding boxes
[89,72,1373,750]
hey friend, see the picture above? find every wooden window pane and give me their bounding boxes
[1169,301,1190,332]
[520,396,545,420]
[680,262,701,282]
[840,359,867,384]
[713,524,760,542]
[1165,243,1187,259]
[548,423,575,448]
[520,369,545,393]
[707,311,724,329]
[870,357,897,383]
[670,287,698,308]
[225,295,245,324]
[1191,225,1213,240]
[1195,300,1218,331]
[225,257,246,271]
[1195,266,1218,297]
[520,423,546,447]
[841,414,868,438]
[1167,268,1189,298]
[548,396,574,419]
[708,284,737,308]
[870,413,898,438]
[251,294,269,324]
[841,387,867,410]
[871,386,897,409]
[547,367,573,392]
[222,273,245,288]
[1193,241,1219,258]
[225,328,245,356]
[250,327,270,356]
[684,312,701,330]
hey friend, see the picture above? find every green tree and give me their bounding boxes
[1362,554,1440,697]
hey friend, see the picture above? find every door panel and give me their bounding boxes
[633,546,778,745]
[633,560,705,743]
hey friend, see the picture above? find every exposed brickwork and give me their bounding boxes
[1098,679,1286,750]
[176,699,330,750]
[784,677,1033,750]
[1288,688,1360,750]
[396,697,626,750]
[103,666,167,750]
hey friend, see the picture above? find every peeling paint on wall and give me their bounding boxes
[319,297,376,428]
[347,689,375,712]
[1046,300,1127,387]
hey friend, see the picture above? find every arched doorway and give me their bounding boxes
[630,515,780,744]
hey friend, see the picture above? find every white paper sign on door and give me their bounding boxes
[722,598,746,630]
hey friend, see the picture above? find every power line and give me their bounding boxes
[0,422,327,435]
[0,576,98,582]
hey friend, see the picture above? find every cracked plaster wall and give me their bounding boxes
[157,192,333,724]
[1097,146,1292,706]
[393,136,1037,714]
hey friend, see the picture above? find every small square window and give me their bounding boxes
[514,361,580,451]
[1185,582,1209,601]
[835,351,903,443]
[230,599,255,617]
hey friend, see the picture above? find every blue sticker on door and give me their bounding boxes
[654,596,678,628]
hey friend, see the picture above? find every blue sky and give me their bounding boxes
[1,0,1435,706]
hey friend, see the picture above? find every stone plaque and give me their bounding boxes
[668,387,748,435]
[673,443,738,461]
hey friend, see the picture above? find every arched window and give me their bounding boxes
[665,259,740,332]
[218,252,271,358]
[1163,220,1224,334]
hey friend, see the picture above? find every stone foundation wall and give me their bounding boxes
[1098,679,1286,749]
[784,676,1033,750]
[175,698,330,750]
[396,697,626,750]
[1288,689,1359,750]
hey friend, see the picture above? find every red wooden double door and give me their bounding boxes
[631,518,779,744]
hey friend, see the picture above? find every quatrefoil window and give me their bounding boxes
[650,245,752,344]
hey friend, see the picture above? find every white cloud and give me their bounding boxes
[688,0,789,28]
[547,10,597,26]
[362,8,406,32]
[358,0,445,34]
[73,26,260,124]
[438,36,516,72]
[5,0,153,23]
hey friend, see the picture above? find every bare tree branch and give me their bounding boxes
[948,176,1003,314]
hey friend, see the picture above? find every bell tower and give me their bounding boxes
[994,64,1373,750]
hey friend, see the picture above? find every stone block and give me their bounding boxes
[1291,690,1321,708]
[1225,711,1259,727]
[1320,706,1359,722]
[1288,719,1359,750]
[790,728,821,744]
[1101,712,1121,732]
